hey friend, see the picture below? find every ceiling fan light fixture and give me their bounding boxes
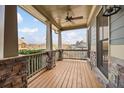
[103,5,121,16]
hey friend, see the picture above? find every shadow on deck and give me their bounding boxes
[28,59,103,88]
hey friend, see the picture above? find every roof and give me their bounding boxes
[18,39,27,45]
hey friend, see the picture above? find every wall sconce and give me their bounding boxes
[103,5,121,16]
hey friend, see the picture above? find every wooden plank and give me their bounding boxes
[83,62,92,88]
[56,61,72,88]
[28,68,47,84]
[29,69,52,87]
[28,61,63,87]
[85,62,94,87]
[43,61,69,88]
[80,62,87,88]
[46,61,70,88]
[28,59,103,88]
[76,61,82,88]
[75,61,78,88]
[71,61,77,88]
[86,63,103,87]
[61,61,73,88]
[41,62,66,88]
[35,61,65,87]
[66,60,75,88]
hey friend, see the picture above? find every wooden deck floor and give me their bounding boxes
[28,59,103,88]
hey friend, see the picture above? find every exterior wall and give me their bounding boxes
[90,20,97,66]
[89,5,124,87]
[108,6,124,87]
[88,6,109,87]
[0,56,27,88]
[89,6,102,67]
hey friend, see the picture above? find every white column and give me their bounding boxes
[46,21,53,51]
[58,31,62,49]
[0,5,18,58]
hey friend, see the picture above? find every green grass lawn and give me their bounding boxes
[18,49,45,55]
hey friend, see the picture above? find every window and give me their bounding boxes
[98,10,109,40]
[97,8,109,78]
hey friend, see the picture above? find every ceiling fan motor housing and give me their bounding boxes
[65,16,73,22]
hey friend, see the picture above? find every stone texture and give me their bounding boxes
[90,51,97,66]
[108,57,124,88]
[46,51,56,70]
[0,56,27,88]
[58,50,63,61]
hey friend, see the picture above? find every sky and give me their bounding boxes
[17,7,87,45]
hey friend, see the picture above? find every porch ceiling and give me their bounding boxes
[20,5,93,31]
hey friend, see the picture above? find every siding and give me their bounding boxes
[111,6,124,45]
[109,6,124,87]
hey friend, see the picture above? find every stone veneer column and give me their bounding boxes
[0,5,18,58]
[0,5,27,88]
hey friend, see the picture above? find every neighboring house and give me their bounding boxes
[27,44,41,50]
[18,39,28,50]
[53,44,58,50]
[62,44,71,49]
[70,40,87,49]
[18,39,46,50]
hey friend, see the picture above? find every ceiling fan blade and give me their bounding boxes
[70,20,76,24]
[71,16,83,20]
[61,20,68,24]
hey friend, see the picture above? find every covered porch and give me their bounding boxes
[0,5,124,88]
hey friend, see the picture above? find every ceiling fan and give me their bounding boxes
[65,10,83,22]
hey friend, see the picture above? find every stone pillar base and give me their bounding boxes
[46,51,56,70]
[58,50,63,61]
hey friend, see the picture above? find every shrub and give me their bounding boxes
[18,49,45,55]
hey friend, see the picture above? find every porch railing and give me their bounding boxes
[26,52,48,78]
[0,49,88,87]
[62,49,88,60]
[27,49,88,78]
[27,50,61,78]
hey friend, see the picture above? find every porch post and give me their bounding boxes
[87,27,91,58]
[58,31,63,61]
[46,21,56,69]
[0,5,18,58]
[58,31,62,49]
[46,21,53,51]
